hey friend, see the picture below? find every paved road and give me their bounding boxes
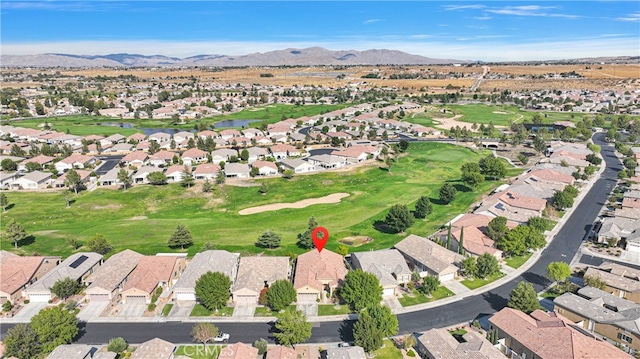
[1,133,619,345]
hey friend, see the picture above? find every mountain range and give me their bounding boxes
[0,47,469,67]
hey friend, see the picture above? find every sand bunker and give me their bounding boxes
[239,193,350,215]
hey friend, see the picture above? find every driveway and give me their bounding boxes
[78,301,109,321]
[118,303,147,318]
[169,301,195,318]
[297,302,318,317]
[232,304,256,318]
[382,296,402,311]
[11,302,48,321]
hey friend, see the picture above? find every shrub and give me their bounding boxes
[147,303,157,312]
[23,299,29,304]
[253,338,268,355]
[107,337,128,353]
[407,349,416,357]
[2,301,12,312]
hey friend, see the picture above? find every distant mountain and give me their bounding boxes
[0,47,470,67]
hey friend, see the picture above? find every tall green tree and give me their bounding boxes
[117,168,131,191]
[418,276,440,296]
[85,234,112,255]
[486,216,509,241]
[340,269,383,311]
[508,282,539,314]
[147,171,168,185]
[552,189,574,210]
[3,219,27,249]
[461,162,484,188]
[1,158,17,171]
[273,310,312,347]
[458,227,465,255]
[296,216,318,249]
[546,262,571,284]
[353,310,383,353]
[191,323,220,344]
[414,196,432,219]
[195,271,231,310]
[31,306,79,353]
[3,323,41,359]
[0,192,8,212]
[267,279,297,311]
[366,304,399,338]
[384,204,414,233]
[475,253,500,279]
[479,156,506,180]
[64,169,82,195]
[167,223,193,250]
[255,229,281,249]
[439,183,457,204]
[181,166,195,188]
[50,278,82,301]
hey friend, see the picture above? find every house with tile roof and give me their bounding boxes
[489,307,630,359]
[293,249,346,303]
[164,164,187,183]
[443,214,505,259]
[180,148,208,166]
[18,154,55,171]
[9,170,53,189]
[130,338,175,359]
[172,250,239,302]
[394,234,463,282]
[25,252,103,302]
[325,346,367,359]
[416,328,504,359]
[121,151,149,167]
[46,344,98,359]
[232,256,290,304]
[266,345,298,359]
[554,286,640,352]
[0,255,60,304]
[351,249,411,297]
[54,154,97,173]
[84,249,143,303]
[121,255,186,304]
[218,342,258,359]
[193,163,221,180]
[583,263,640,304]
[250,160,279,176]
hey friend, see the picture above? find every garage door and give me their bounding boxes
[234,295,256,304]
[297,293,318,303]
[175,291,195,301]
[29,293,51,302]
[90,294,110,302]
[382,287,395,297]
[125,295,147,304]
[439,272,455,282]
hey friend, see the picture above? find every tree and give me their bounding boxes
[168,224,193,249]
[181,166,195,188]
[486,216,509,242]
[439,183,457,204]
[147,171,168,185]
[51,277,81,301]
[476,253,500,279]
[195,271,231,310]
[552,189,574,210]
[3,219,27,249]
[533,135,547,154]
[527,216,551,233]
[255,229,281,249]
[117,168,131,191]
[340,269,383,311]
[191,322,219,344]
[273,310,312,347]
[507,282,539,314]
[1,158,17,171]
[479,156,506,180]
[398,139,409,152]
[282,169,294,179]
[64,169,82,194]
[107,337,128,353]
[498,225,528,256]
[202,179,213,193]
[584,275,607,290]
[546,262,571,284]
[336,244,349,256]
[385,156,393,172]
[353,310,383,353]
[414,196,432,219]
[458,227,465,255]
[384,204,414,233]
[461,162,484,188]
[0,192,7,212]
[253,338,268,355]
[418,276,440,296]
[31,306,79,353]
[297,217,318,249]
[67,237,81,250]
[85,234,112,255]
[461,256,477,278]
[368,305,399,338]
[148,140,160,154]
[25,162,42,172]
[267,279,297,311]
[3,323,41,359]
[240,149,249,161]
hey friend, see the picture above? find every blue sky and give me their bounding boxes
[1,1,639,61]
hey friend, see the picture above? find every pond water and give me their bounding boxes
[213,119,260,128]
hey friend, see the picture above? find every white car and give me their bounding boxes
[212,333,229,343]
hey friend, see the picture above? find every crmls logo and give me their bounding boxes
[179,344,223,357]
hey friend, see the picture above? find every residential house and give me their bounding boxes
[250,160,278,176]
[554,286,640,352]
[325,346,367,359]
[193,163,221,180]
[10,170,53,189]
[130,338,175,359]
[489,307,629,359]
[266,346,297,359]
[394,234,463,281]
[148,150,177,167]
[246,146,268,163]
[219,129,241,140]
[172,250,239,302]
[224,163,250,178]
[597,217,640,244]
[54,154,97,173]
[104,133,126,144]
[127,133,147,143]
[121,255,186,304]
[280,158,316,173]
[46,344,98,359]
[181,148,208,166]
[148,132,171,144]
[165,164,187,183]
[218,342,258,359]
[332,145,379,164]
[18,154,55,171]
[444,214,504,259]
[416,328,504,359]
[269,144,299,160]
[132,166,164,184]
[242,128,264,138]
[583,264,640,304]
[307,154,347,170]
[99,167,133,187]
[25,252,103,302]
[293,249,346,303]
[0,255,60,304]
[53,169,92,188]
[232,256,290,304]
[196,130,218,140]
[475,190,547,224]
[84,249,143,303]
[172,131,194,144]
[351,249,411,297]
[121,151,149,167]
[0,171,20,188]
[211,148,238,164]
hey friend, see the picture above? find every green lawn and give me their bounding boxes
[504,253,532,269]
[254,305,297,317]
[189,304,234,317]
[203,103,351,127]
[371,339,403,359]
[398,286,455,307]
[161,303,173,316]
[12,115,142,137]
[1,142,512,258]
[175,344,223,359]
[318,304,352,316]
[449,328,468,336]
[461,272,506,290]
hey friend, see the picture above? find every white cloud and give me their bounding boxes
[617,12,640,22]
[473,16,492,20]
[486,5,556,17]
[2,37,638,62]
[363,19,381,24]
[443,5,486,11]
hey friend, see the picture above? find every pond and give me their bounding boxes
[213,119,261,129]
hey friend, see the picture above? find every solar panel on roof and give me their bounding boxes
[495,203,505,211]
[69,255,88,269]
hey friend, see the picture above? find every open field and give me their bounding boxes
[0,142,517,258]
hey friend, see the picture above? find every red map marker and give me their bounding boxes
[311,227,329,253]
